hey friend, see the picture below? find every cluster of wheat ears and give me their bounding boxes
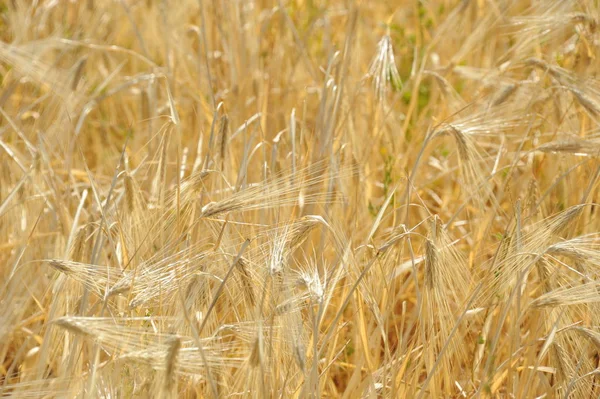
[2,0,600,397]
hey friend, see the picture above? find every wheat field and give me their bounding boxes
[1,0,600,397]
